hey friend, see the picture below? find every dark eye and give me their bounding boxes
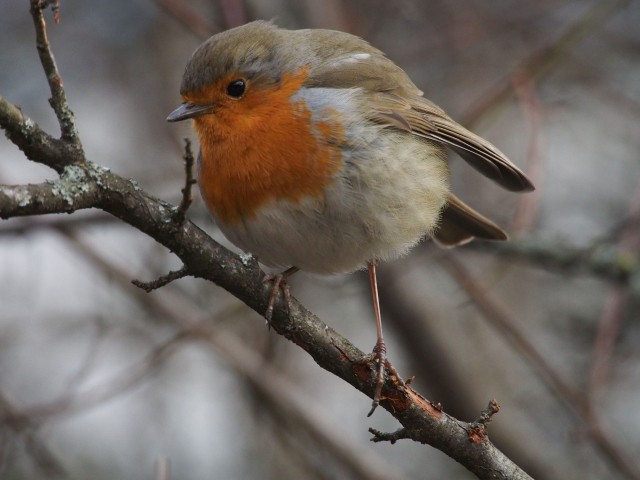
[226,79,246,98]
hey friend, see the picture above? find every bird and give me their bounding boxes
[167,20,534,414]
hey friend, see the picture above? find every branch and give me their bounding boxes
[29,0,82,148]
[0,169,101,218]
[132,266,190,292]
[467,238,638,286]
[173,138,196,225]
[0,96,82,173]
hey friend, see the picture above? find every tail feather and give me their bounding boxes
[433,193,507,248]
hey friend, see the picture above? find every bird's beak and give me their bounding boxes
[166,102,215,122]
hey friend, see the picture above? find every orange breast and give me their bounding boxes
[190,68,344,224]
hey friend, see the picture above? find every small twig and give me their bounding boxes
[155,456,170,480]
[511,72,544,235]
[173,138,197,225]
[466,238,638,286]
[49,0,61,23]
[0,390,68,478]
[132,266,190,292]
[462,0,633,127]
[155,0,215,39]
[587,179,640,404]
[475,399,501,428]
[369,427,410,444]
[1,331,191,424]
[465,401,501,444]
[0,211,116,236]
[0,96,81,173]
[29,0,82,148]
[32,0,60,21]
[219,0,248,28]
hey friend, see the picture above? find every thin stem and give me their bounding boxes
[29,0,83,149]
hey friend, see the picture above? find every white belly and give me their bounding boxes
[213,128,449,274]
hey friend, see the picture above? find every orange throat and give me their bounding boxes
[192,68,344,224]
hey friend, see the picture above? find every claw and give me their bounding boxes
[368,339,387,416]
[263,266,299,325]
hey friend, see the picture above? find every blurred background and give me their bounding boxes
[1,0,639,479]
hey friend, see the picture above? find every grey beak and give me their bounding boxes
[167,103,215,122]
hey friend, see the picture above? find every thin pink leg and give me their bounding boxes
[367,261,386,416]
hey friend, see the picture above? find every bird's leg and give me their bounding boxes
[367,260,386,416]
[264,266,299,324]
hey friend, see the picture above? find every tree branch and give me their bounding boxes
[0,170,101,218]
[466,238,639,286]
[173,138,196,225]
[0,96,82,173]
[29,0,82,148]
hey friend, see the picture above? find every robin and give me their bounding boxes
[167,20,534,413]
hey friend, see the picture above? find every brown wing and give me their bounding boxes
[370,93,534,192]
[410,97,533,192]
[433,193,508,247]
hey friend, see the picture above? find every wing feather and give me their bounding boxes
[303,40,534,192]
[368,94,534,192]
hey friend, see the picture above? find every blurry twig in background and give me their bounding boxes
[587,179,640,402]
[0,211,117,235]
[462,0,633,127]
[0,390,68,480]
[155,0,216,38]
[218,0,247,29]
[466,239,639,286]
[29,0,80,146]
[155,456,170,480]
[0,330,190,425]
[511,73,543,235]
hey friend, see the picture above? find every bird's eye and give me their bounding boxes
[226,79,246,98]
